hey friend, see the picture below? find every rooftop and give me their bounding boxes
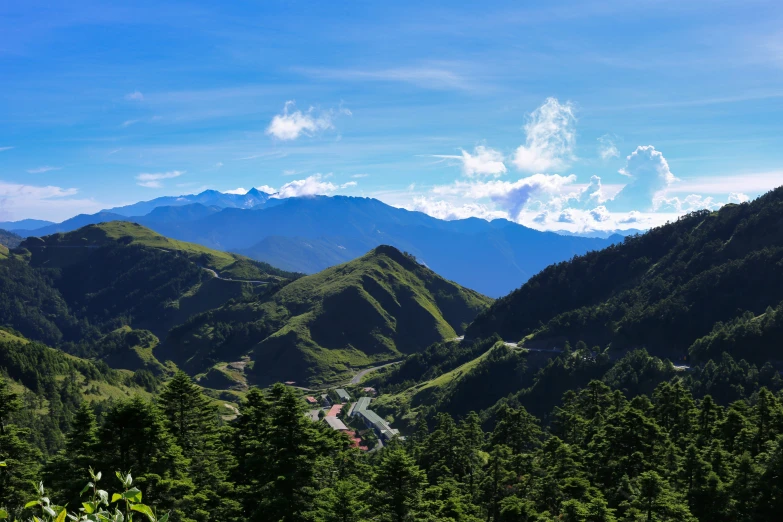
[326,404,343,417]
[335,388,351,401]
[324,416,348,431]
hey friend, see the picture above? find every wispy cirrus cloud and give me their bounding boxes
[125,90,144,101]
[0,181,102,222]
[27,166,61,174]
[294,63,478,91]
[0,147,14,152]
[432,146,507,177]
[135,170,184,188]
[598,134,620,160]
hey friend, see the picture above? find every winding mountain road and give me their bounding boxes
[202,267,269,284]
[349,361,402,384]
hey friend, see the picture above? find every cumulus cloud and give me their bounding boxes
[0,181,102,222]
[136,170,184,188]
[274,174,340,198]
[125,91,144,101]
[728,192,750,203]
[589,206,611,222]
[433,146,507,177]
[266,101,348,140]
[224,187,248,195]
[619,211,643,224]
[432,173,577,219]
[27,166,61,174]
[512,97,576,173]
[598,135,620,160]
[610,145,677,211]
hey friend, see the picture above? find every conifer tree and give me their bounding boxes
[0,376,41,517]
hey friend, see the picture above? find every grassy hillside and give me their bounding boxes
[0,222,299,374]
[0,228,22,248]
[23,221,299,280]
[164,245,492,385]
[467,187,783,364]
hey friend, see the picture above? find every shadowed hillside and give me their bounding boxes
[467,187,783,364]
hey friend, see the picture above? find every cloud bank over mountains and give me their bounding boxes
[408,97,755,233]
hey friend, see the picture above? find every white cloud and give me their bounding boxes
[295,65,476,91]
[283,169,298,176]
[122,119,140,128]
[256,185,277,194]
[266,101,338,140]
[589,206,612,222]
[341,181,358,188]
[224,187,248,195]
[619,211,643,224]
[610,145,677,211]
[432,173,577,219]
[0,147,13,152]
[27,166,61,174]
[672,172,783,194]
[598,135,620,160]
[433,146,507,177]
[125,91,144,101]
[351,173,369,178]
[215,162,224,169]
[512,97,576,173]
[727,192,750,203]
[136,170,184,188]
[274,174,339,198]
[0,181,103,222]
[408,197,508,221]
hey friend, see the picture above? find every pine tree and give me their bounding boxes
[158,371,239,521]
[44,401,99,508]
[373,448,427,522]
[0,376,41,518]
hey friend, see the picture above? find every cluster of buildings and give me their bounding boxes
[351,396,401,441]
[299,385,400,448]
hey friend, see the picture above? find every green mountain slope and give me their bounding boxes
[1,222,297,359]
[467,187,783,364]
[163,245,492,385]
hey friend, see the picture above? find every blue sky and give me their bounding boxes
[1,0,782,230]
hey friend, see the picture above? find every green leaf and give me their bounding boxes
[25,500,40,509]
[55,508,68,522]
[97,490,109,505]
[38,481,45,495]
[83,501,97,514]
[123,488,142,503]
[95,471,102,482]
[111,493,123,504]
[0,461,6,467]
[130,504,155,522]
[43,506,56,517]
[156,513,169,522]
[80,482,94,496]
[0,508,7,519]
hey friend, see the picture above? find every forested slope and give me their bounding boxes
[468,187,783,364]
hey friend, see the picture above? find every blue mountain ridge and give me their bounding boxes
[17,191,622,297]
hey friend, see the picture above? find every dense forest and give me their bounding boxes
[467,187,783,365]
[2,358,783,521]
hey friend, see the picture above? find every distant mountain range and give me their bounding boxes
[9,189,624,297]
